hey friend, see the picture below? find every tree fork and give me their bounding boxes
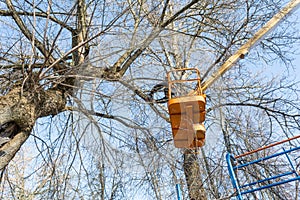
[0,87,66,170]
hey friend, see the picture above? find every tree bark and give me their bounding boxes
[0,87,66,170]
[183,149,207,200]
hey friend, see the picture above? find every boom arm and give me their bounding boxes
[202,0,300,91]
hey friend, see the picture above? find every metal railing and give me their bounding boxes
[226,134,300,200]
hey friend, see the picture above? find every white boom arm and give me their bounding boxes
[202,0,300,91]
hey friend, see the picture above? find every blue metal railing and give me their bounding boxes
[235,146,300,169]
[176,183,182,200]
[240,171,295,189]
[226,153,243,200]
[226,146,300,200]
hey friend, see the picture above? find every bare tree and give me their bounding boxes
[0,0,299,199]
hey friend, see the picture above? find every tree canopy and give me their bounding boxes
[0,0,299,199]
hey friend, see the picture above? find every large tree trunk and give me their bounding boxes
[183,149,207,200]
[0,0,91,172]
[0,87,66,170]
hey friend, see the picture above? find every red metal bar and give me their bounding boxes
[235,134,300,159]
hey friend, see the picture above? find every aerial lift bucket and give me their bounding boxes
[167,68,206,148]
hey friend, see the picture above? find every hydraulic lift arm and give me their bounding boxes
[201,0,300,92]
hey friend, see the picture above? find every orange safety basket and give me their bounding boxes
[167,68,206,148]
